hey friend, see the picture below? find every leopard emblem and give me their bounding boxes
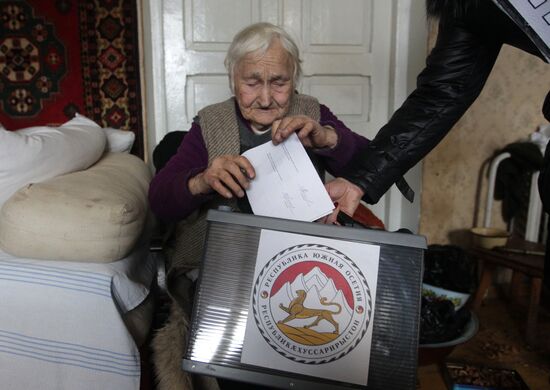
[278,289,342,334]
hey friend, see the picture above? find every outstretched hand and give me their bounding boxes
[271,115,338,149]
[188,155,255,199]
[319,178,365,224]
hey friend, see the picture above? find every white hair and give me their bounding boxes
[224,22,302,92]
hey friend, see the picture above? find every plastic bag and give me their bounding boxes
[423,244,477,294]
[420,245,475,344]
[419,297,471,344]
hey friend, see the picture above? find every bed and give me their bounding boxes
[0,114,156,390]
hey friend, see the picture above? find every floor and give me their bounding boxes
[417,284,550,389]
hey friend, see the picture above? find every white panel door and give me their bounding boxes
[142,0,427,231]
[159,0,390,138]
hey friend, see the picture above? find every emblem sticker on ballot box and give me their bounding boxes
[241,230,380,386]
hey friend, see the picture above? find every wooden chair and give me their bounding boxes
[469,238,545,344]
[470,151,545,344]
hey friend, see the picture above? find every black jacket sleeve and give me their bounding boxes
[538,90,550,211]
[343,2,517,204]
[544,90,550,122]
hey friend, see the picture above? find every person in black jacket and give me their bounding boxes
[272,0,550,281]
[275,0,548,209]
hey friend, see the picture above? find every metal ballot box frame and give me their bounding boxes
[182,210,427,389]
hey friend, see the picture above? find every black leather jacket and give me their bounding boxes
[344,0,549,204]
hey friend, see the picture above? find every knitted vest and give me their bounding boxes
[167,94,320,280]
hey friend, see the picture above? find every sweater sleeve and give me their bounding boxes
[315,104,370,176]
[343,10,502,204]
[148,122,212,223]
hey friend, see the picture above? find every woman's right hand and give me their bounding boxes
[188,155,255,198]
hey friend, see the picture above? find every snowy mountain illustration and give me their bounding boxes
[304,267,327,291]
[271,266,354,334]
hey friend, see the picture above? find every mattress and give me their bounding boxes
[0,236,156,390]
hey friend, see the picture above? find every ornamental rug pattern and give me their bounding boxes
[0,0,144,158]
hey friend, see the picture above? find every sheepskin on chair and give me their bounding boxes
[152,302,192,390]
[152,294,220,390]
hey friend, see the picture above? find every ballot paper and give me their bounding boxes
[242,133,334,222]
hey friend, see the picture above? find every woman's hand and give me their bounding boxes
[318,178,364,224]
[188,155,255,199]
[271,115,338,149]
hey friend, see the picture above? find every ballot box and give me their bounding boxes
[182,209,426,389]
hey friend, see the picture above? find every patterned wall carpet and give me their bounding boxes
[0,0,144,158]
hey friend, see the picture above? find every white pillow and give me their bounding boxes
[72,113,135,153]
[0,153,151,262]
[0,115,106,209]
[103,126,135,153]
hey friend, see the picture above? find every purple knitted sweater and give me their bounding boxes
[149,104,369,223]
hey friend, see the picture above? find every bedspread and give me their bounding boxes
[0,237,155,390]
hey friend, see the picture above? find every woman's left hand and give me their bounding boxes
[317,178,364,224]
[271,115,337,149]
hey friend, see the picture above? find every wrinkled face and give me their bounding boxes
[233,39,294,131]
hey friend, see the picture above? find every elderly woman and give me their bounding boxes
[149,22,368,224]
[149,22,373,273]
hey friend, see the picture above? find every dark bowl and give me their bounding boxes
[418,311,479,366]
